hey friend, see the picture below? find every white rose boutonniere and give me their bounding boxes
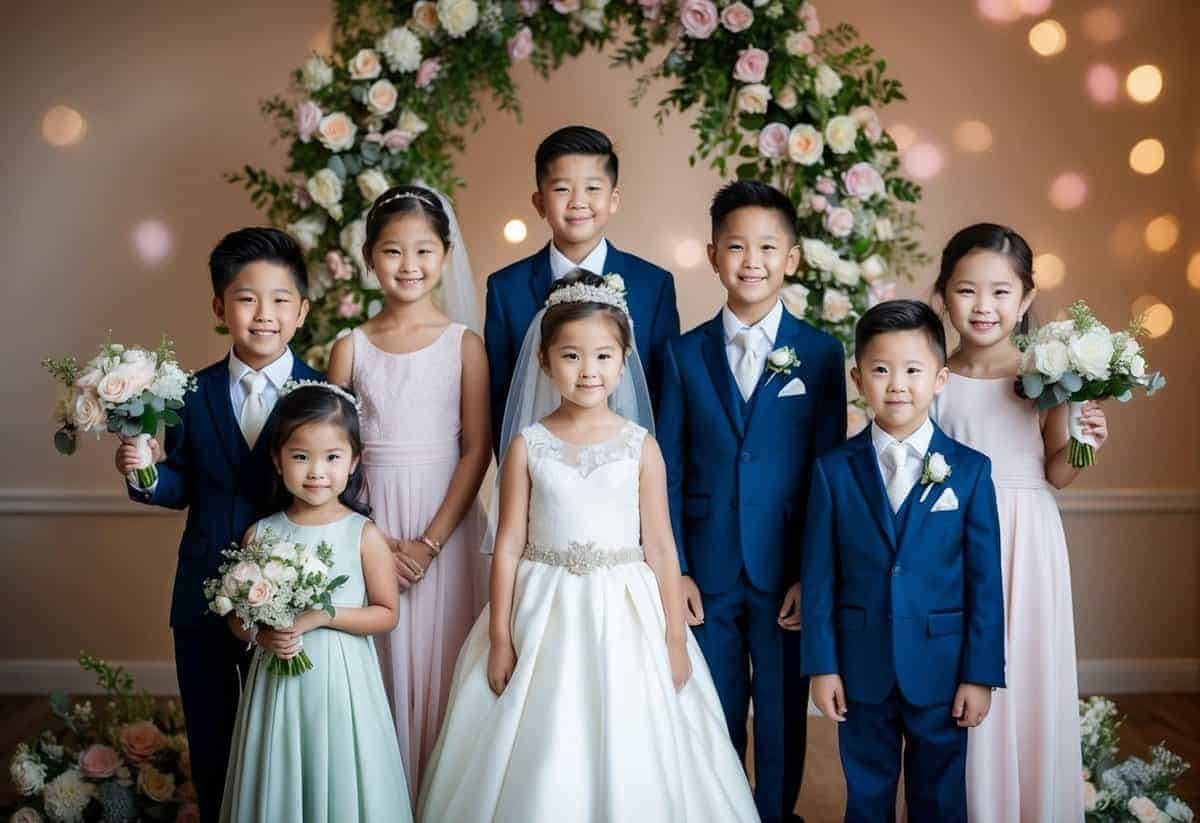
[602,272,626,296]
[764,346,799,384]
[918,452,951,502]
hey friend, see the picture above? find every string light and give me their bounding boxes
[1028,20,1067,57]
[1125,65,1163,103]
[503,219,527,244]
[1129,139,1165,175]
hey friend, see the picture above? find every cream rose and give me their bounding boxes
[735,83,771,114]
[9,753,46,796]
[785,31,814,56]
[437,0,479,37]
[398,110,429,136]
[348,48,382,80]
[72,391,106,430]
[411,0,441,35]
[1068,330,1114,380]
[824,115,858,154]
[775,85,798,110]
[1033,340,1070,381]
[1127,797,1163,823]
[246,579,275,608]
[97,370,137,404]
[301,54,333,91]
[340,218,370,275]
[732,47,769,83]
[356,169,390,203]
[379,27,422,72]
[780,283,810,317]
[137,764,176,803]
[851,104,883,142]
[874,217,894,240]
[861,253,887,283]
[802,238,839,271]
[78,744,121,779]
[832,258,860,286]
[262,560,298,585]
[317,112,357,152]
[680,0,719,39]
[720,2,753,33]
[757,122,789,159]
[211,595,234,617]
[74,368,102,389]
[366,79,398,115]
[286,214,326,254]
[787,124,823,165]
[119,720,166,764]
[824,207,855,239]
[306,169,344,220]
[9,808,42,823]
[813,63,842,98]
[230,560,263,585]
[821,288,853,322]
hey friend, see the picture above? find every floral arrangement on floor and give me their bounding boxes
[1080,696,1194,822]
[6,654,197,823]
[232,0,925,397]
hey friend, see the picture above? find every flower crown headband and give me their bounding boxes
[544,273,629,316]
[280,379,363,416]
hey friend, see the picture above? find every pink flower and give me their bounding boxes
[842,162,886,199]
[176,804,202,823]
[638,0,663,20]
[79,744,121,779]
[810,194,828,212]
[815,176,836,195]
[757,122,789,159]
[851,105,883,142]
[720,1,753,33]
[799,2,820,34]
[295,101,322,143]
[732,47,769,84]
[119,720,166,764]
[415,58,441,89]
[245,578,275,608]
[824,207,855,238]
[680,0,719,38]
[518,0,541,14]
[325,251,354,281]
[508,27,534,61]
[367,128,416,154]
[552,0,580,12]
[338,293,364,319]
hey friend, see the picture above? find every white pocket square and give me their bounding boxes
[778,378,806,398]
[931,487,959,512]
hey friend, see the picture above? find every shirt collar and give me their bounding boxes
[229,347,294,389]
[722,300,783,347]
[549,237,608,281]
[871,417,934,460]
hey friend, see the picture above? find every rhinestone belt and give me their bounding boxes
[522,541,645,575]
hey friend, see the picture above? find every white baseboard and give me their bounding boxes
[1078,657,1200,695]
[0,660,179,695]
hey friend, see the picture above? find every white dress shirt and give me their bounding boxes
[228,347,294,421]
[722,300,783,389]
[871,417,934,512]
[549,237,609,281]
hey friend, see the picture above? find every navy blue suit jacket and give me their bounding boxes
[800,424,1006,706]
[659,307,847,595]
[127,353,322,628]
[483,242,679,454]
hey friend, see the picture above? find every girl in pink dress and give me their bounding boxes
[932,224,1109,823]
[327,185,491,797]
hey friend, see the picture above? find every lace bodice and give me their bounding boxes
[523,421,646,552]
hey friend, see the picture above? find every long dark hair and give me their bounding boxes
[933,222,1036,335]
[266,385,371,517]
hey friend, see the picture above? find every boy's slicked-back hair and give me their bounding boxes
[209,227,308,298]
[535,125,619,188]
[710,180,798,241]
[855,299,947,365]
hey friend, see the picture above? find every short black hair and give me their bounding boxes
[854,299,947,364]
[710,180,798,241]
[209,227,308,298]
[535,126,618,188]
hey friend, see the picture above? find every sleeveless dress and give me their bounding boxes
[351,323,488,796]
[935,374,1085,822]
[417,420,760,823]
[220,511,411,823]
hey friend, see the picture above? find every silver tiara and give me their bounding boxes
[545,273,629,315]
[280,379,363,415]
[372,189,438,211]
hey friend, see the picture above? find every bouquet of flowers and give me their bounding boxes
[1016,301,1166,467]
[1079,696,1193,822]
[5,653,197,823]
[204,528,348,676]
[43,336,195,487]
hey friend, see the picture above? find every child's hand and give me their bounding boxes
[388,538,426,590]
[1079,401,1109,452]
[777,583,802,631]
[952,684,993,728]
[256,628,303,660]
[667,636,692,692]
[289,609,330,637]
[487,640,517,696]
[681,575,705,626]
[811,674,847,722]
[114,437,163,477]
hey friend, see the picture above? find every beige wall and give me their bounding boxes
[2,1,1196,686]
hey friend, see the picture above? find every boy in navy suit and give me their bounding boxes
[658,180,847,823]
[484,125,679,452]
[801,300,1004,822]
[114,227,321,822]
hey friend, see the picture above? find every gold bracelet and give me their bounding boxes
[418,534,442,556]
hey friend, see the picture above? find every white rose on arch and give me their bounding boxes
[316,112,357,152]
[734,83,771,114]
[378,27,422,71]
[821,288,853,322]
[438,0,480,37]
[306,169,344,221]
[357,169,390,203]
[802,238,839,272]
[813,63,842,98]
[287,214,327,254]
[348,48,382,80]
[301,54,333,91]
[366,79,399,115]
[824,115,858,154]
[340,218,370,280]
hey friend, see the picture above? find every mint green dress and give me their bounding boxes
[220,511,412,823]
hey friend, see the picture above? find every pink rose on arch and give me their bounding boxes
[843,162,886,199]
[720,2,753,33]
[552,0,580,13]
[680,0,719,39]
[815,176,836,195]
[732,47,769,84]
[338,293,364,319]
[119,720,166,764]
[638,0,663,21]
[824,207,855,238]
[376,129,416,153]
[415,58,441,89]
[295,101,322,143]
[757,122,789,159]
[325,250,354,281]
[79,744,121,779]
[508,27,534,61]
[851,105,883,142]
[810,193,828,212]
[799,2,820,35]
[518,0,541,14]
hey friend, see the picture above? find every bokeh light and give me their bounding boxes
[976,0,1021,23]
[503,218,527,244]
[954,120,993,153]
[41,105,87,147]
[1048,172,1088,210]
[1083,7,1122,44]
[1132,296,1173,338]
[1187,252,1200,290]
[1085,64,1120,104]
[887,123,917,153]
[674,239,705,269]
[1028,20,1067,56]
[131,220,173,266]
[1144,215,1179,252]
[1129,139,1165,175]
[1125,65,1163,103]
[1033,253,1066,289]
[903,143,944,180]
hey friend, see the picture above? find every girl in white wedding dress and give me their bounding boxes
[417,272,759,823]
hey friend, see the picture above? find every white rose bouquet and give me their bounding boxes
[1016,301,1166,467]
[204,528,349,676]
[43,336,196,487]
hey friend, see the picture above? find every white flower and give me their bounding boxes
[578,8,606,29]
[272,541,298,561]
[356,168,390,203]
[397,110,429,136]
[780,283,809,317]
[603,273,626,294]
[340,218,369,276]
[229,561,263,585]
[821,288,853,322]
[347,48,382,80]
[41,769,94,823]
[787,124,823,165]
[735,83,771,114]
[306,169,344,221]
[366,79,399,115]
[775,85,798,109]
[301,553,330,578]
[378,27,422,72]
[300,54,333,91]
[1129,354,1147,379]
[802,238,839,271]
[785,31,814,57]
[768,348,794,368]
[1129,797,1164,823]
[316,112,357,152]
[71,391,106,431]
[832,258,860,287]
[1082,781,1099,812]
[286,214,327,254]
[10,749,46,796]
[926,452,950,482]
[813,63,842,98]
[10,808,43,823]
[874,217,894,240]
[437,0,480,37]
[1165,798,1194,822]
[861,254,887,283]
[1068,329,1114,381]
[825,115,858,154]
[212,595,234,616]
[1031,340,1070,382]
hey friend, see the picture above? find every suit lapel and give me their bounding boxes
[744,308,800,438]
[203,359,245,473]
[897,423,958,559]
[848,431,898,552]
[700,316,745,439]
[529,244,553,307]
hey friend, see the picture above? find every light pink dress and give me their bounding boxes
[935,373,1085,823]
[351,324,487,797]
